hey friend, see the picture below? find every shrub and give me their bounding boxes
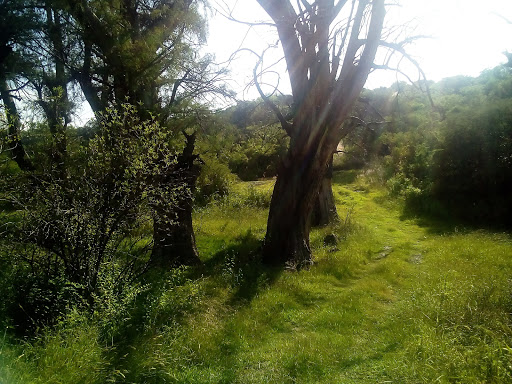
[216,183,273,210]
[227,124,288,181]
[432,98,512,224]
[2,104,185,331]
[195,155,237,205]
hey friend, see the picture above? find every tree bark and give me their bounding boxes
[262,165,314,268]
[152,200,201,268]
[0,77,34,171]
[263,125,336,268]
[311,154,338,227]
[151,132,202,268]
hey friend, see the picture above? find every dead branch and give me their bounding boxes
[251,51,293,135]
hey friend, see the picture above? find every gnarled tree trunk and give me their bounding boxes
[151,132,202,268]
[311,154,338,227]
[257,0,386,266]
[152,200,201,268]
[263,121,338,268]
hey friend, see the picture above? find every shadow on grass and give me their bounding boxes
[202,229,282,305]
[339,341,401,371]
[400,209,458,235]
[398,195,512,235]
[332,170,359,185]
[101,248,281,383]
[371,193,469,235]
[106,231,281,376]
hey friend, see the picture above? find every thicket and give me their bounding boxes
[341,66,512,225]
[0,0,219,335]
[0,105,191,333]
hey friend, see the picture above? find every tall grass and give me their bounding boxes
[0,315,110,384]
[1,173,511,383]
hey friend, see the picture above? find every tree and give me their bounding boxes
[0,0,37,172]
[2,0,226,270]
[255,0,386,267]
[33,1,75,177]
[57,0,224,267]
[0,0,76,176]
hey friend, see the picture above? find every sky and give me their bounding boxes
[207,0,512,100]
[75,0,512,122]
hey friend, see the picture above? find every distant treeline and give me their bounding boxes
[354,66,512,225]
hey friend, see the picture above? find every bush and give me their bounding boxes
[432,97,512,224]
[227,124,288,181]
[215,183,273,210]
[195,156,237,205]
[229,150,284,181]
[1,104,186,332]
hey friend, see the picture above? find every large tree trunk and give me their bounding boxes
[263,141,333,268]
[152,198,201,268]
[311,154,338,226]
[258,0,386,267]
[151,132,202,268]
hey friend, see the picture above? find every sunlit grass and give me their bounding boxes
[2,171,512,383]
[0,318,110,384]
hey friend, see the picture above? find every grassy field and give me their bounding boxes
[1,171,512,383]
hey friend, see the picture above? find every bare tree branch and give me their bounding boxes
[257,0,306,98]
[250,49,293,135]
[377,40,436,111]
[211,0,276,27]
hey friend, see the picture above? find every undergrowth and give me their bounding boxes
[1,173,511,383]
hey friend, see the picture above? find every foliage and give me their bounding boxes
[0,266,204,384]
[431,71,512,223]
[227,122,288,181]
[350,67,512,225]
[1,105,188,331]
[195,154,236,205]
[197,98,290,182]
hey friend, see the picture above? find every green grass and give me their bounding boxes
[1,172,512,383]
